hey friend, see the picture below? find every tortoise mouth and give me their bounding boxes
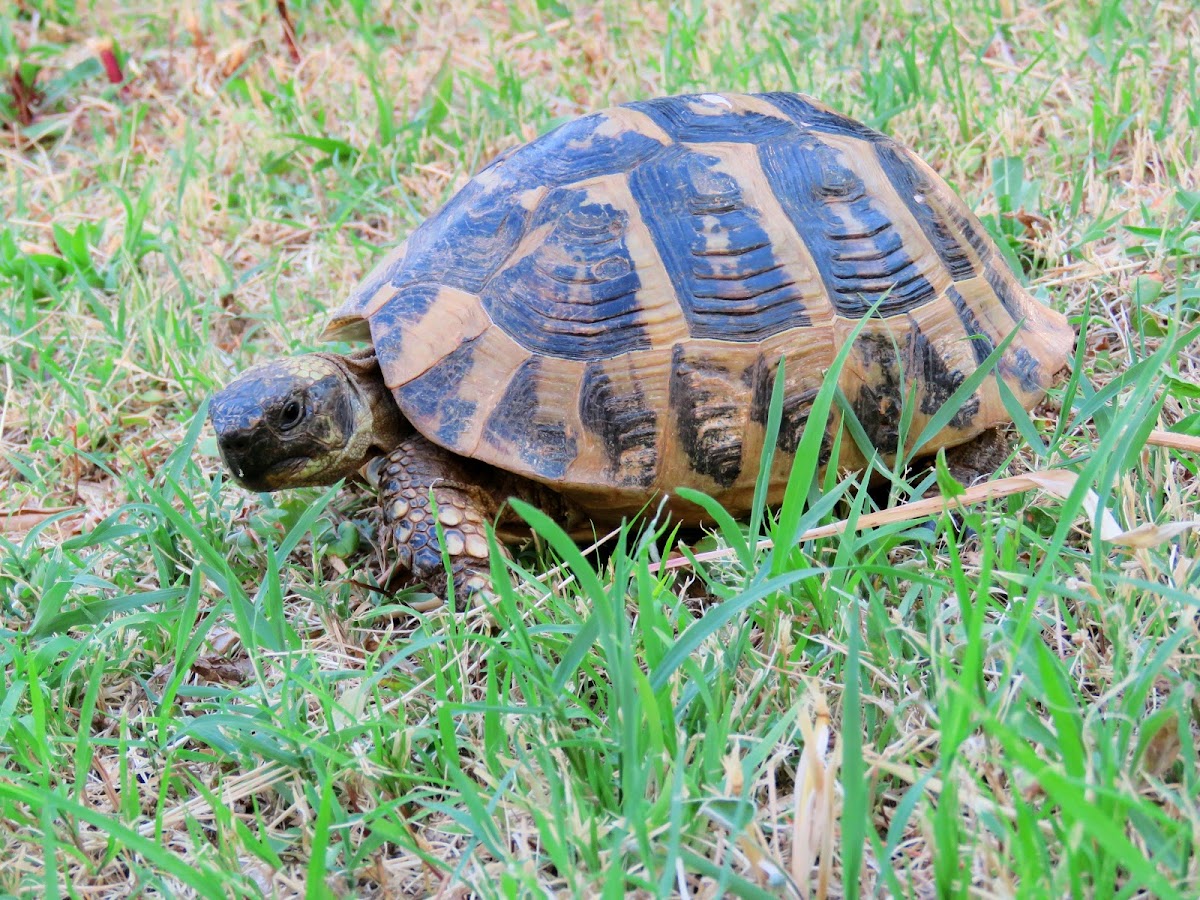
[223,454,309,493]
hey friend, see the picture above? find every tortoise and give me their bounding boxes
[210,91,1073,602]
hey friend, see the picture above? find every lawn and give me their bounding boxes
[1,0,1198,896]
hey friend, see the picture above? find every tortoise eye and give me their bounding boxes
[280,398,305,430]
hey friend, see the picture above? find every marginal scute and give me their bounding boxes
[1005,347,1044,394]
[911,323,980,427]
[394,339,479,447]
[368,283,439,369]
[779,387,824,457]
[850,332,905,454]
[744,355,773,425]
[739,351,829,457]
[848,318,986,454]
[377,286,492,389]
[321,241,409,340]
[484,358,578,479]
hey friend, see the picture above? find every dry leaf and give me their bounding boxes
[208,627,241,655]
[1,507,84,538]
[1024,470,1123,541]
[722,751,744,796]
[792,693,838,900]
[1145,430,1200,454]
[218,41,251,78]
[1142,715,1182,778]
[1108,520,1200,549]
[191,655,253,684]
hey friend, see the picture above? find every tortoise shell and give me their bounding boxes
[323,92,1073,520]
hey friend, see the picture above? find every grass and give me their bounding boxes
[1,0,1199,895]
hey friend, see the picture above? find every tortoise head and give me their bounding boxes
[210,351,409,491]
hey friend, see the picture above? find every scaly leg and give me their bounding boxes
[368,435,581,607]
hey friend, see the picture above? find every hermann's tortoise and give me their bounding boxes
[210,92,1073,602]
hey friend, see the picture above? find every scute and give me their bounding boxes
[627,143,815,340]
[758,91,885,142]
[756,129,939,318]
[481,184,650,359]
[483,357,579,480]
[578,361,659,488]
[628,94,795,144]
[322,92,1074,516]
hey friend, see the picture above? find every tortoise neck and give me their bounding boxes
[323,349,413,459]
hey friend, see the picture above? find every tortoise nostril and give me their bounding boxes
[215,425,260,462]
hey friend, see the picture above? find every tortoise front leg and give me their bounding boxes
[369,436,506,608]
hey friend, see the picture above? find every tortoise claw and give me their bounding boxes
[364,455,388,490]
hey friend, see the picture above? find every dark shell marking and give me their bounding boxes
[388,115,660,298]
[744,355,774,426]
[484,358,578,479]
[873,143,976,283]
[779,388,828,459]
[386,94,985,371]
[851,333,906,454]
[578,362,658,487]
[948,286,998,366]
[1006,347,1045,395]
[628,145,812,340]
[757,133,935,318]
[981,261,1031,326]
[360,111,662,324]
[394,339,479,446]
[393,181,530,296]
[940,198,995,266]
[498,108,666,184]
[852,322,981,453]
[760,92,886,143]
[369,283,440,366]
[628,96,797,143]
[669,345,745,488]
[482,186,649,359]
[742,355,829,458]
[912,326,980,427]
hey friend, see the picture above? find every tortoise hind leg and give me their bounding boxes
[941,426,1014,486]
